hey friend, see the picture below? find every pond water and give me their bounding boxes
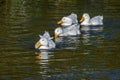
[0,0,120,80]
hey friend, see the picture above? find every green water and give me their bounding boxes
[0,0,120,80]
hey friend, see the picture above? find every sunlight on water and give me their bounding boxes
[0,0,120,80]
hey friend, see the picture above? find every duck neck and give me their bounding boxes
[39,45,49,49]
[82,19,90,25]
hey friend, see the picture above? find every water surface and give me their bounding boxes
[0,0,120,80]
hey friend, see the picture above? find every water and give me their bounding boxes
[0,0,120,80]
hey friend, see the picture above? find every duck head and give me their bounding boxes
[35,35,48,49]
[57,13,78,27]
[54,27,63,39]
[80,13,90,25]
[57,17,73,27]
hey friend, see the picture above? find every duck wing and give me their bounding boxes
[48,40,56,49]
[43,31,50,38]
[67,13,78,24]
[62,24,80,36]
[90,16,103,25]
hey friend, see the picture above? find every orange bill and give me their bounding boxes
[54,33,59,39]
[36,55,41,60]
[80,17,85,22]
[35,42,42,49]
[57,20,63,24]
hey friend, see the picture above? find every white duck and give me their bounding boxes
[80,13,103,25]
[35,32,55,50]
[54,25,80,38]
[57,13,78,27]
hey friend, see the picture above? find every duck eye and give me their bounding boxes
[85,14,88,17]
[56,29,59,32]
[41,39,44,41]
[63,18,66,21]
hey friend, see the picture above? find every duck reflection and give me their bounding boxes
[81,33,91,45]
[80,25,90,46]
[35,50,53,65]
[90,25,103,31]
[55,36,80,50]
[35,50,54,75]
[80,25,90,33]
[81,25,104,45]
[80,25,103,33]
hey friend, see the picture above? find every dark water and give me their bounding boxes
[0,0,120,80]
